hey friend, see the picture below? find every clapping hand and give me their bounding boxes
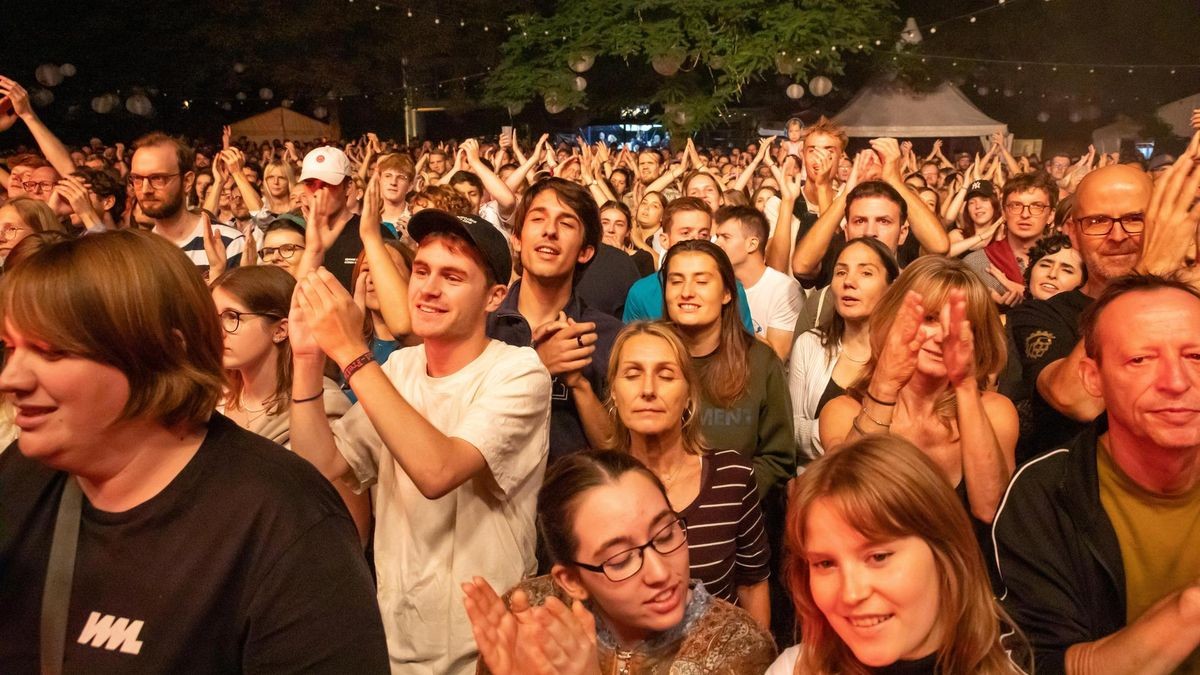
[940,289,977,387]
[870,290,926,398]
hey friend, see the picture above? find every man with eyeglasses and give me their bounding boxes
[131,132,245,275]
[1009,163,1162,461]
[962,172,1058,303]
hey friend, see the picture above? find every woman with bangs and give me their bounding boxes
[768,435,1029,674]
[818,256,1017,527]
[0,230,387,671]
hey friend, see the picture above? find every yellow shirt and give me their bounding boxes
[1098,440,1200,674]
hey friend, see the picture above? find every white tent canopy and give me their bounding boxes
[1091,115,1143,155]
[833,81,1008,139]
[1157,92,1200,138]
[228,107,334,144]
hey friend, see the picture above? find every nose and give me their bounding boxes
[639,545,672,585]
[1046,264,1059,280]
[0,347,34,396]
[1156,356,1191,395]
[843,272,860,290]
[839,563,871,606]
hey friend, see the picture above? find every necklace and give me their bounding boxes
[840,349,869,364]
[660,455,694,486]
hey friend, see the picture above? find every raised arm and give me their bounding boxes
[463,138,518,217]
[873,138,949,255]
[0,76,75,177]
[504,134,549,193]
[733,137,774,193]
[359,171,411,337]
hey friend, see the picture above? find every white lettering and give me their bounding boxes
[77,611,144,655]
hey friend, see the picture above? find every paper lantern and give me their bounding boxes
[259,88,274,100]
[91,96,114,114]
[1003,87,1016,98]
[125,93,153,116]
[59,63,77,77]
[573,76,587,92]
[976,85,990,96]
[312,106,328,119]
[35,64,64,87]
[1068,110,1083,123]
[506,101,525,116]
[568,51,595,73]
[30,88,54,107]
[1037,111,1050,123]
[651,49,685,77]
[544,93,566,115]
[236,92,248,101]
[809,76,833,97]
[221,102,233,111]
[786,84,805,99]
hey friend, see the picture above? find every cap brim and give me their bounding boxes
[408,209,472,243]
[297,170,347,185]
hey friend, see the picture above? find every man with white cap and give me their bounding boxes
[298,145,392,290]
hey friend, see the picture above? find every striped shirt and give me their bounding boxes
[155,219,245,276]
[680,449,770,603]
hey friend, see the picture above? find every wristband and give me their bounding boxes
[865,389,897,407]
[293,391,324,404]
[341,351,374,383]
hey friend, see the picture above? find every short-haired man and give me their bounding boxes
[962,172,1058,298]
[376,152,415,235]
[800,116,849,215]
[621,196,755,332]
[297,145,392,290]
[1007,164,1160,459]
[994,275,1200,675]
[425,149,449,179]
[715,205,802,361]
[289,210,551,674]
[131,132,245,275]
[488,178,621,462]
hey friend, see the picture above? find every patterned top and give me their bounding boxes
[480,577,776,675]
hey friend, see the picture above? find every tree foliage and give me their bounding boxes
[486,0,898,133]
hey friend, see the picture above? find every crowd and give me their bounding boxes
[1,69,1200,674]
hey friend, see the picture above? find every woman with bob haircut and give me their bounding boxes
[605,321,770,629]
[819,256,1018,527]
[0,230,388,672]
[0,196,66,265]
[769,435,1029,675]
[462,450,776,675]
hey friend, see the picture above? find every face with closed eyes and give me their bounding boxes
[610,333,690,438]
[804,498,943,668]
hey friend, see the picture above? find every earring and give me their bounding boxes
[682,399,696,425]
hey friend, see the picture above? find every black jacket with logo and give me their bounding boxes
[992,419,1126,675]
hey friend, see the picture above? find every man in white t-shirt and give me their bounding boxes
[288,209,551,675]
[715,204,803,361]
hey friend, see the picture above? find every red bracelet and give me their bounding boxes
[341,352,374,383]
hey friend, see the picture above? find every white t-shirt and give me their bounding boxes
[766,645,801,675]
[332,340,551,675]
[744,266,803,340]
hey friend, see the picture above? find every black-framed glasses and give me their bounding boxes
[570,517,688,582]
[127,173,181,190]
[219,309,283,334]
[21,181,54,194]
[1004,201,1050,216]
[259,243,305,261]
[1075,212,1146,237]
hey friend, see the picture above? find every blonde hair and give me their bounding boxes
[852,256,1006,426]
[2,197,66,235]
[604,322,707,455]
[786,435,1028,675]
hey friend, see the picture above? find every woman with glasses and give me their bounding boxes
[770,435,1029,674]
[606,322,770,629]
[462,450,776,675]
[0,197,65,265]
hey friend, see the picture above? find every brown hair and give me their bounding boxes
[604,322,708,454]
[0,230,224,428]
[661,196,711,239]
[714,205,769,256]
[1002,171,1060,210]
[410,184,472,216]
[132,131,195,175]
[786,435,1028,674]
[376,152,416,180]
[209,265,296,416]
[852,256,1006,427]
[803,116,849,153]
[1,197,66,235]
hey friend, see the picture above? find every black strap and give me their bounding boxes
[40,477,82,675]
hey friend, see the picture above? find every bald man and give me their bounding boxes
[1008,164,1156,460]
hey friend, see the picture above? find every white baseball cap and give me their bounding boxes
[298,146,351,185]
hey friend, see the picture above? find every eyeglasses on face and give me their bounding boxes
[219,309,283,334]
[0,225,30,242]
[570,517,688,582]
[127,173,181,190]
[259,243,305,261]
[21,181,55,194]
[1074,213,1146,237]
[1004,201,1050,216]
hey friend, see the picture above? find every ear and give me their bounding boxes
[577,245,595,265]
[745,236,760,255]
[273,317,289,344]
[898,221,910,246]
[659,229,670,250]
[550,563,589,603]
[101,195,117,213]
[1079,353,1104,399]
[183,171,196,196]
[484,283,509,313]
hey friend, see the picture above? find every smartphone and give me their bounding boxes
[501,125,513,139]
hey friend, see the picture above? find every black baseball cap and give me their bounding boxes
[965,179,996,201]
[408,209,512,286]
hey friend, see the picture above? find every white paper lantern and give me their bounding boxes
[568,51,595,73]
[233,62,247,74]
[1068,110,1083,123]
[35,64,64,88]
[1003,87,1016,98]
[91,96,114,114]
[651,49,685,77]
[236,92,248,101]
[786,83,805,99]
[1084,104,1102,121]
[544,93,566,114]
[125,93,153,116]
[573,76,587,92]
[221,102,233,111]
[1037,111,1050,123]
[809,76,833,97]
[976,85,990,96]
[259,88,274,100]
[59,63,77,77]
[506,101,525,116]
[312,106,328,119]
[30,88,54,107]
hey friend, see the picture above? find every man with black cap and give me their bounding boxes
[288,209,551,675]
[296,145,392,290]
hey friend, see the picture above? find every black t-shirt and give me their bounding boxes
[577,243,641,319]
[324,215,396,292]
[1007,288,1094,463]
[0,414,389,674]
